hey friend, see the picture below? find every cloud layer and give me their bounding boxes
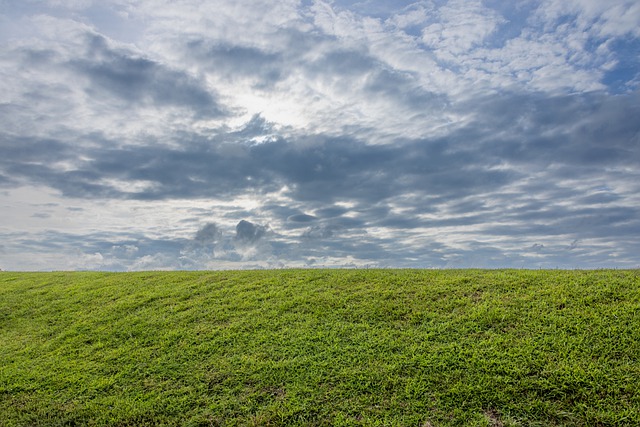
[1,0,639,270]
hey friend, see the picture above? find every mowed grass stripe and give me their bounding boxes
[1,269,639,426]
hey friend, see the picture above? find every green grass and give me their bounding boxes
[1,269,639,426]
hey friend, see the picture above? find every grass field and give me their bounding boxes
[1,269,639,426]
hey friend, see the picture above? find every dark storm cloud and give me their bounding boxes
[70,35,226,117]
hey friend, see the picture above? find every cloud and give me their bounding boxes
[422,0,506,56]
[302,224,338,240]
[194,223,221,245]
[288,214,317,223]
[185,39,285,89]
[235,220,268,245]
[69,35,226,117]
[0,0,639,270]
[536,0,640,38]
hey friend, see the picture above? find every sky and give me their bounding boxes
[0,0,639,271]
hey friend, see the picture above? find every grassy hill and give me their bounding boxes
[1,269,639,426]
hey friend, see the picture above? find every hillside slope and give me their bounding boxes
[1,269,639,426]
